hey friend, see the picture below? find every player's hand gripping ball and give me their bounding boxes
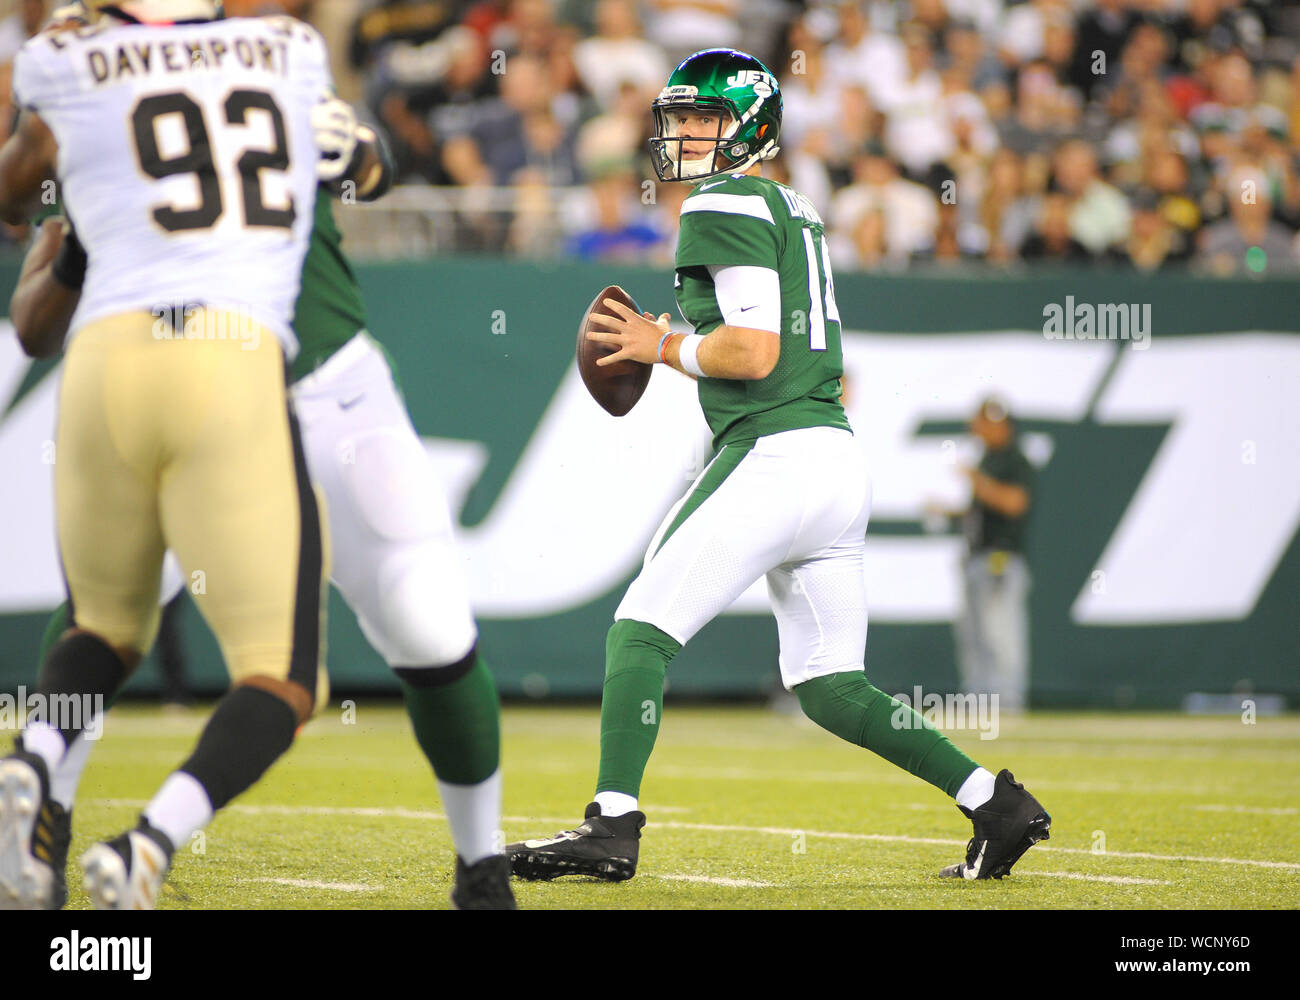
[577,285,656,416]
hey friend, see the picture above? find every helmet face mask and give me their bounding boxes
[649,49,782,184]
[650,97,743,182]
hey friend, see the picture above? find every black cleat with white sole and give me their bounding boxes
[940,769,1051,880]
[0,747,68,910]
[34,799,72,909]
[80,824,173,910]
[506,802,645,882]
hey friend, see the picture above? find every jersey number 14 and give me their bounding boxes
[800,228,840,352]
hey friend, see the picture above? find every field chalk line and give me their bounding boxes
[249,877,382,892]
[91,799,1300,872]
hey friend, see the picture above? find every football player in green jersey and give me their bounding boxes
[3,65,513,908]
[507,48,1051,884]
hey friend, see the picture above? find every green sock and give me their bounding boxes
[595,619,681,798]
[38,602,70,664]
[795,672,979,797]
[399,657,500,785]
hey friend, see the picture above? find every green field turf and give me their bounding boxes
[48,703,1300,909]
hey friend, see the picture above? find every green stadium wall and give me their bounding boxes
[1,257,1297,708]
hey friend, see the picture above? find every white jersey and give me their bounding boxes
[11,16,331,357]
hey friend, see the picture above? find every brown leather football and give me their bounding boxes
[576,284,653,417]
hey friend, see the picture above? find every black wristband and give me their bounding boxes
[327,123,395,202]
[359,123,395,202]
[50,225,87,290]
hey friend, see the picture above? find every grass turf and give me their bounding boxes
[53,703,1300,909]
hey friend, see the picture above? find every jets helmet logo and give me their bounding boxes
[726,70,774,96]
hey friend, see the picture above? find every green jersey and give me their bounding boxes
[288,191,368,382]
[37,190,367,384]
[674,173,851,450]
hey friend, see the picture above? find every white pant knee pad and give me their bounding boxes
[358,546,478,669]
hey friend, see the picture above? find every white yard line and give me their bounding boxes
[89,800,1300,871]
[250,877,381,892]
[1190,804,1299,816]
[654,874,778,888]
[532,762,1279,797]
[1029,871,1172,886]
[643,818,1300,871]
[100,799,449,821]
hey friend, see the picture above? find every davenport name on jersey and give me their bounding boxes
[11,16,332,357]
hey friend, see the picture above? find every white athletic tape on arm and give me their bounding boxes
[679,334,707,377]
[709,265,781,334]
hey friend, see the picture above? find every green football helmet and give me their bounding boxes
[650,48,782,184]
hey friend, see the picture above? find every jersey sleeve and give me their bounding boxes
[293,19,335,93]
[676,186,779,270]
[11,38,62,113]
[260,15,333,94]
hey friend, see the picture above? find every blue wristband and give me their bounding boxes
[656,331,672,363]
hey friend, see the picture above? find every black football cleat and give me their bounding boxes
[0,748,69,909]
[940,769,1051,880]
[450,854,517,910]
[35,800,72,910]
[506,802,645,882]
[80,825,173,910]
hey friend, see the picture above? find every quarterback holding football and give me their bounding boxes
[508,47,1052,883]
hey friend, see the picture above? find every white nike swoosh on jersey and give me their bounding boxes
[698,180,729,191]
[964,841,987,880]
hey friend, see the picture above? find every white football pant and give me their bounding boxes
[616,425,871,689]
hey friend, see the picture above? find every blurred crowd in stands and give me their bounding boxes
[2,0,1298,272]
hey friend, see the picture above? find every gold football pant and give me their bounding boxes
[54,310,328,712]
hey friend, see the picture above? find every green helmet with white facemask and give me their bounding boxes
[649,48,782,184]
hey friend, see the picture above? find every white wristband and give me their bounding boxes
[679,334,707,377]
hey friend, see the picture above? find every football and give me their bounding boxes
[576,284,653,417]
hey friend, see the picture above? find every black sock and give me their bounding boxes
[178,685,297,812]
[33,632,129,746]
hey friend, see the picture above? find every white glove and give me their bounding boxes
[311,93,359,183]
